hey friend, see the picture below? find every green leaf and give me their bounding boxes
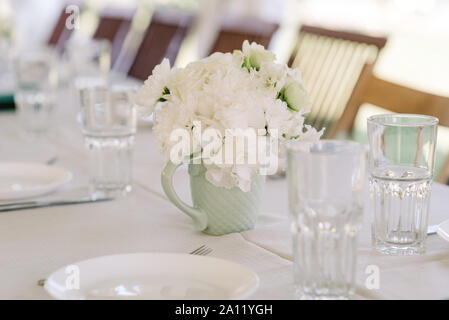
[242,56,251,72]
[276,89,285,100]
[158,87,171,102]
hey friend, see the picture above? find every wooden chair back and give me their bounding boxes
[289,25,387,136]
[127,10,193,81]
[332,63,449,183]
[209,16,278,54]
[93,8,134,64]
[47,6,78,52]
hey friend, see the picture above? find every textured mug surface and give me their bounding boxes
[189,164,265,235]
[161,161,265,236]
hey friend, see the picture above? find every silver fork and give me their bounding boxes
[38,245,213,286]
[189,245,213,256]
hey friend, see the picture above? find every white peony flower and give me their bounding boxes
[258,61,288,91]
[135,58,172,117]
[241,40,276,70]
[299,124,326,142]
[282,81,310,111]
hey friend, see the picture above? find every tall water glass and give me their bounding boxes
[14,48,58,137]
[80,86,137,198]
[287,140,366,300]
[367,114,438,255]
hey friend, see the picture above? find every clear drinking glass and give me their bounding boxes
[80,86,137,198]
[287,140,366,300]
[14,48,58,137]
[367,114,438,255]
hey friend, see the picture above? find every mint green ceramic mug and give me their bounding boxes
[161,162,265,236]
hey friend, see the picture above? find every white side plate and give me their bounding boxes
[44,253,259,300]
[437,219,449,242]
[0,162,72,201]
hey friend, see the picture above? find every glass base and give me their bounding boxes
[90,184,132,199]
[373,241,425,256]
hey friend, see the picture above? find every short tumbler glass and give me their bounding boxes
[287,140,366,300]
[367,114,438,255]
[80,86,137,198]
[14,48,58,137]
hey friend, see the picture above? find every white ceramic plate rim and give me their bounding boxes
[0,162,72,200]
[437,219,449,242]
[44,252,259,300]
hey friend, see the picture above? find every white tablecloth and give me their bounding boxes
[0,91,448,300]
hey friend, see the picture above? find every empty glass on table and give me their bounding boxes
[14,48,58,137]
[80,86,137,198]
[367,114,438,255]
[287,140,366,300]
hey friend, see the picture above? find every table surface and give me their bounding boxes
[1,88,449,300]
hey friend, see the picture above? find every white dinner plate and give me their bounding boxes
[0,162,72,201]
[44,253,259,300]
[437,219,449,242]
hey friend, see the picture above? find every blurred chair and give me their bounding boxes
[93,7,135,65]
[289,25,387,137]
[209,16,278,54]
[332,63,449,183]
[47,6,79,52]
[127,10,193,81]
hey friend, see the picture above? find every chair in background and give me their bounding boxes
[332,63,449,183]
[288,25,387,137]
[209,16,278,54]
[47,4,82,52]
[93,7,135,65]
[126,10,193,81]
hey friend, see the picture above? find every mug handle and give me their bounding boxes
[161,161,208,231]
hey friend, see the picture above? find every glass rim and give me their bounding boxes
[286,139,367,156]
[367,113,439,127]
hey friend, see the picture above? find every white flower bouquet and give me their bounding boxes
[137,41,323,192]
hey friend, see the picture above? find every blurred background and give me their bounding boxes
[2,0,448,92]
[1,0,449,180]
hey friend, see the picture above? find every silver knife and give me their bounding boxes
[0,197,114,212]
